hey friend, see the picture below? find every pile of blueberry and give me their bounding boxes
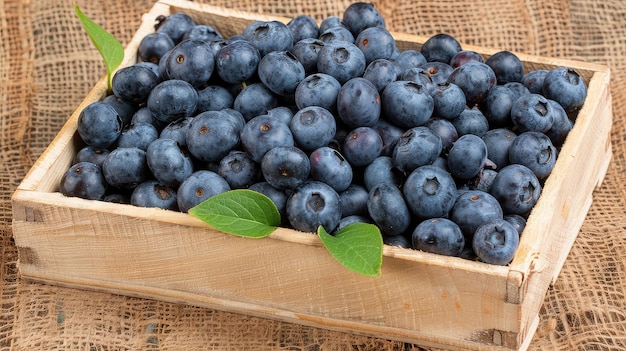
[60,3,588,265]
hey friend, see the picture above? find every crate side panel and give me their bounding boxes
[13,192,521,347]
[507,69,612,347]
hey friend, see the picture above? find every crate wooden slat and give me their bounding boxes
[11,1,613,350]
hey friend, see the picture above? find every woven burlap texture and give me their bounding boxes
[2,0,625,349]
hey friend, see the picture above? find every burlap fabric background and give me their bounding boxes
[1,0,625,349]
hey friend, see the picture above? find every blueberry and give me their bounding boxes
[490,164,541,215]
[103,192,130,204]
[431,156,449,171]
[74,146,110,168]
[102,147,150,190]
[185,110,240,163]
[258,51,305,97]
[504,214,527,236]
[363,156,404,191]
[215,40,261,84]
[431,82,466,120]
[182,24,223,42]
[146,138,193,188]
[160,117,193,147]
[367,182,411,237]
[389,43,401,60]
[342,126,383,167]
[261,145,310,190]
[447,61,496,107]
[542,67,587,113]
[196,85,234,113]
[449,190,503,240]
[241,115,295,163]
[233,83,279,121]
[336,77,381,128]
[287,15,319,43]
[424,117,458,153]
[420,33,462,64]
[362,59,401,93]
[134,60,161,78]
[176,170,230,213]
[205,38,229,57]
[545,99,573,147]
[372,119,405,157]
[59,162,108,200]
[485,51,524,84]
[461,166,497,191]
[77,102,123,149]
[262,106,295,126]
[381,80,434,128]
[291,38,325,74]
[503,82,530,100]
[472,219,519,265]
[155,12,196,44]
[451,107,489,137]
[242,20,294,57]
[112,63,160,104]
[481,128,517,170]
[286,180,342,233]
[138,32,175,64]
[290,106,336,152]
[157,49,172,80]
[101,94,136,127]
[218,150,259,189]
[163,39,214,88]
[480,85,517,128]
[317,41,367,84]
[131,106,166,130]
[383,234,411,248]
[394,49,427,72]
[130,180,178,211]
[318,26,355,44]
[147,79,198,123]
[338,184,369,217]
[449,50,484,68]
[510,93,554,133]
[117,122,159,151]
[319,15,345,34]
[447,134,489,180]
[400,68,436,95]
[342,2,386,37]
[129,106,155,126]
[412,218,465,257]
[508,131,557,180]
[355,26,396,65]
[393,126,442,174]
[223,107,247,132]
[294,73,341,112]
[403,165,457,219]
[309,146,353,192]
[421,61,454,85]
[522,69,548,95]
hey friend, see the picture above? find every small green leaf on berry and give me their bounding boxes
[189,189,281,238]
[318,223,383,277]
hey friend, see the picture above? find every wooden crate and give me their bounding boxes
[11,0,613,350]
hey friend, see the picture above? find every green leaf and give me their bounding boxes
[318,223,383,277]
[188,189,281,238]
[74,2,124,90]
